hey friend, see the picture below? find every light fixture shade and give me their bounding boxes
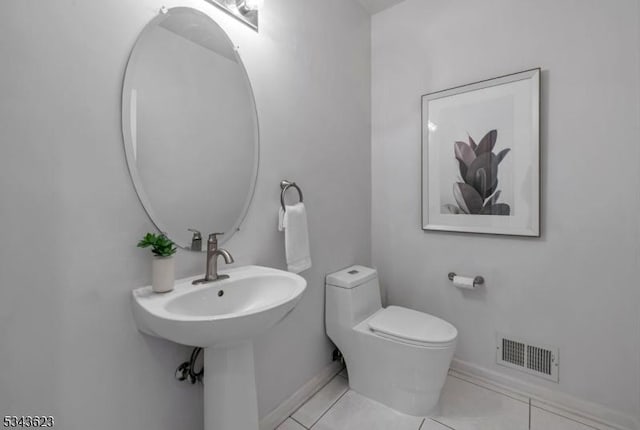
[208,0,260,31]
[242,0,263,11]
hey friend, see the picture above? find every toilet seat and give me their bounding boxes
[368,306,457,347]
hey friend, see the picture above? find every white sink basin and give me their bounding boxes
[132,265,307,347]
[132,265,307,430]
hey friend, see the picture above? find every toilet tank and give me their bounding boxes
[325,266,382,342]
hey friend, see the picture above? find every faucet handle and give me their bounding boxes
[188,229,202,251]
[208,232,224,242]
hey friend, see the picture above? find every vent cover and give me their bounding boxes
[497,334,558,382]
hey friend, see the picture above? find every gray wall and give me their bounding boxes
[372,0,640,422]
[0,0,370,428]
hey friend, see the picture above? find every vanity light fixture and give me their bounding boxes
[208,0,262,31]
[237,0,262,13]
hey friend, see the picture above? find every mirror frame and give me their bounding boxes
[121,6,260,250]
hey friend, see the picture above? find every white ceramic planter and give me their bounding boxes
[152,256,175,293]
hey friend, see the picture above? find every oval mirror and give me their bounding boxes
[122,7,259,250]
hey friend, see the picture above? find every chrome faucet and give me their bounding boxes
[192,233,234,285]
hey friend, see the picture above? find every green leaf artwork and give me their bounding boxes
[445,130,511,216]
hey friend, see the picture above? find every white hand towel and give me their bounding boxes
[278,203,312,274]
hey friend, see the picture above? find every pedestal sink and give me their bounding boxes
[132,265,307,430]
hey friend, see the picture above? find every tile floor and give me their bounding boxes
[276,369,603,430]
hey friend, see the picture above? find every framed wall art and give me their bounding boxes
[422,68,540,237]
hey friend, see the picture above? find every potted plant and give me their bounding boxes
[137,233,177,293]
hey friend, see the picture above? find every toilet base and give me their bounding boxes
[344,318,455,417]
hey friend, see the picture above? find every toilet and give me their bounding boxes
[325,265,457,416]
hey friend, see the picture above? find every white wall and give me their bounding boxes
[372,0,640,424]
[0,0,370,428]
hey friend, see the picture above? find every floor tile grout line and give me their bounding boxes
[450,372,601,429]
[530,405,600,430]
[449,373,529,405]
[293,371,547,430]
[453,372,601,429]
[307,387,350,429]
[283,371,596,430]
[289,415,309,429]
[290,369,345,418]
[430,418,456,429]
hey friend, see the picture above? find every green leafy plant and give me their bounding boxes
[137,233,177,257]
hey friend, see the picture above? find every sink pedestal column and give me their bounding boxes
[204,340,259,430]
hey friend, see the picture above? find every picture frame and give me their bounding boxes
[421,68,540,237]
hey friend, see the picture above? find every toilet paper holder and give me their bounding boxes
[448,272,485,288]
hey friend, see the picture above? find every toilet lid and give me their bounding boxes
[368,306,457,346]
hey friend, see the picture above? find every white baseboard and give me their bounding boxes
[450,358,640,430]
[260,360,344,430]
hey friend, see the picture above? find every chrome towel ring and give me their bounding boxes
[280,180,303,212]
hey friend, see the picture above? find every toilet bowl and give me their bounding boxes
[325,265,457,416]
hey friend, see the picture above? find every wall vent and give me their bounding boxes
[496,334,559,382]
